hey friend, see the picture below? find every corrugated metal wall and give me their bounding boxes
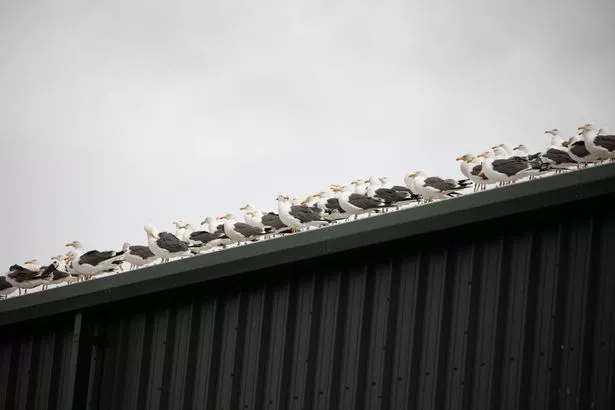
[1,197,614,410]
[0,316,78,410]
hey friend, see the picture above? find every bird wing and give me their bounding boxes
[570,141,590,157]
[261,213,287,229]
[157,232,189,252]
[542,148,575,164]
[594,135,615,151]
[79,250,121,266]
[491,158,530,176]
[0,276,12,291]
[347,193,383,209]
[189,230,221,244]
[325,198,345,212]
[391,185,414,194]
[289,205,322,223]
[233,222,263,237]
[423,177,457,192]
[374,188,411,203]
[129,245,156,259]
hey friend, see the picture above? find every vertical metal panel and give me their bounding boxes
[2,199,615,410]
[0,316,77,410]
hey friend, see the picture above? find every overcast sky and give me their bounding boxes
[1,0,614,269]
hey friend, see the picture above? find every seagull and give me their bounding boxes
[351,178,368,195]
[315,189,349,221]
[405,171,471,202]
[479,146,549,184]
[5,262,52,294]
[200,216,234,247]
[181,223,228,253]
[365,176,418,208]
[172,219,189,241]
[64,241,125,280]
[578,123,615,162]
[567,133,597,167]
[22,258,42,272]
[217,214,266,244]
[144,224,193,263]
[45,255,78,287]
[121,242,159,270]
[331,184,387,218]
[456,154,489,192]
[276,194,329,232]
[541,128,577,173]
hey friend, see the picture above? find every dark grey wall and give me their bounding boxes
[1,196,614,410]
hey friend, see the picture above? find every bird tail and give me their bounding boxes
[530,159,551,172]
[457,179,473,189]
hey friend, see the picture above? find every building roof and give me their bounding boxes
[1,164,615,326]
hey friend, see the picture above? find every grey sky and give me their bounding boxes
[1,0,614,269]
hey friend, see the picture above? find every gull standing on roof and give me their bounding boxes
[65,241,125,280]
[540,128,577,173]
[365,176,417,208]
[332,184,386,218]
[45,255,78,286]
[217,213,265,244]
[479,146,549,185]
[456,154,488,192]
[578,123,615,162]
[144,224,193,263]
[405,171,471,202]
[200,216,234,247]
[277,194,329,232]
[122,242,159,270]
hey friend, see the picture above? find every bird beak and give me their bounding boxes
[200,219,207,225]
[455,156,463,161]
[491,145,499,149]
[300,199,308,205]
[64,243,72,247]
[479,171,485,177]
[239,206,246,211]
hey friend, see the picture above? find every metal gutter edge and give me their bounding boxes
[1,164,614,326]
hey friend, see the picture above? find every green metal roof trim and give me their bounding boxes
[1,164,615,326]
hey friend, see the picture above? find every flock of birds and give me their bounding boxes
[2,123,614,300]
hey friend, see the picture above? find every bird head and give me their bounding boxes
[456,154,473,162]
[577,123,594,131]
[65,240,82,249]
[172,219,186,228]
[276,194,291,202]
[51,254,65,262]
[144,224,158,239]
[200,216,215,225]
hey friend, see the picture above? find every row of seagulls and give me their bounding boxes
[2,122,612,300]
